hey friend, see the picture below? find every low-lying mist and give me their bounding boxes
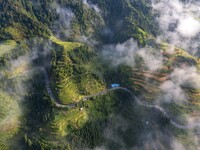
[152,0,200,55]
[97,1,200,149]
[0,37,52,147]
[1,0,200,149]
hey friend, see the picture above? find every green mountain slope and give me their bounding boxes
[50,36,106,104]
[0,0,200,150]
[90,0,158,44]
[0,0,51,40]
[0,0,158,44]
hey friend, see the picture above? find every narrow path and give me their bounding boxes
[44,67,130,108]
[42,68,200,130]
[132,96,200,129]
[43,69,75,108]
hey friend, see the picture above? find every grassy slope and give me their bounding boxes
[0,39,33,150]
[50,36,83,51]
[50,36,106,104]
[0,92,20,150]
[0,40,17,56]
[49,108,88,137]
[0,41,21,144]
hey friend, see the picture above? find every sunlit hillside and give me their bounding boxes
[1,0,200,150]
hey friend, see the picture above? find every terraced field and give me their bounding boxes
[50,108,88,136]
[131,44,200,124]
[49,37,106,104]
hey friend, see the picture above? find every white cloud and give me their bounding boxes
[102,38,163,71]
[101,38,138,67]
[137,48,163,71]
[152,0,200,54]
[158,66,200,103]
[177,16,200,37]
[51,3,75,38]
[56,6,74,28]
[159,80,186,103]
[170,67,200,89]
[83,0,101,13]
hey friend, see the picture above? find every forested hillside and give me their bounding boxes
[0,0,158,43]
[1,0,200,150]
[90,0,158,43]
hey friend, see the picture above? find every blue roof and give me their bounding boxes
[111,84,120,88]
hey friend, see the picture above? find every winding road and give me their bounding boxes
[42,68,200,130]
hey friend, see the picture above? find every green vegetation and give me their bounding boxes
[0,92,20,150]
[1,0,200,149]
[0,41,29,70]
[90,0,158,44]
[0,40,17,56]
[50,108,88,136]
[50,36,83,51]
[50,38,105,104]
[43,91,126,149]
[0,0,158,44]
[0,0,52,40]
